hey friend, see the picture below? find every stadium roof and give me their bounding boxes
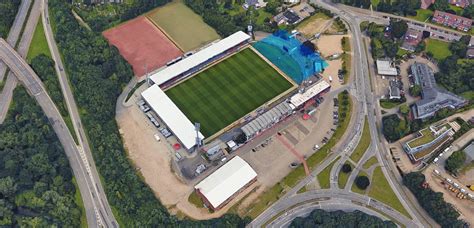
[376,59,398,76]
[141,85,204,150]
[150,31,251,86]
[195,156,257,209]
[290,80,330,107]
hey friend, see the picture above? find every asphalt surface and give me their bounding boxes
[0,0,33,123]
[249,1,443,226]
[41,0,118,226]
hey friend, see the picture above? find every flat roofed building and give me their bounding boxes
[376,59,398,76]
[149,31,251,87]
[410,62,467,119]
[389,80,401,100]
[403,122,456,161]
[141,84,204,150]
[290,80,330,107]
[195,156,257,210]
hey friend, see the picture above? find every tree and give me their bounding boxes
[399,104,409,116]
[445,150,466,174]
[409,84,422,97]
[462,4,474,19]
[341,163,352,173]
[355,176,370,189]
[0,177,16,199]
[432,0,449,11]
[382,114,408,141]
[265,1,280,15]
[390,20,408,39]
[289,209,396,227]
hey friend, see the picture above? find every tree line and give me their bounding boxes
[289,209,396,227]
[403,172,465,227]
[74,0,171,32]
[0,0,20,38]
[48,0,249,226]
[0,87,81,227]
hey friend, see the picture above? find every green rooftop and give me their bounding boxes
[408,128,435,148]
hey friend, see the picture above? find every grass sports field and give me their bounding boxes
[147,1,220,52]
[166,48,295,137]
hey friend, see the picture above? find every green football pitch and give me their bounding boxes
[165,48,295,137]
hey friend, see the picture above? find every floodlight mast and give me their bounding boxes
[195,122,201,153]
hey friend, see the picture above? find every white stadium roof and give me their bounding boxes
[141,84,204,150]
[195,156,257,209]
[290,80,330,107]
[150,31,251,86]
[376,59,398,76]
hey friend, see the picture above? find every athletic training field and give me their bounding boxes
[147,1,220,52]
[102,17,182,77]
[165,48,295,137]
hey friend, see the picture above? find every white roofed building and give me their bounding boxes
[376,59,398,76]
[290,80,331,108]
[141,84,204,151]
[149,31,251,88]
[194,156,257,210]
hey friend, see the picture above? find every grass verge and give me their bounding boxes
[27,16,51,62]
[362,156,378,170]
[368,167,410,218]
[337,162,353,189]
[188,191,204,208]
[351,170,368,195]
[317,157,340,189]
[349,117,370,163]
[125,80,145,102]
[379,99,403,109]
[341,37,351,84]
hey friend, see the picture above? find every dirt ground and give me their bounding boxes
[315,35,350,90]
[423,166,474,225]
[102,16,182,77]
[117,99,233,219]
[297,15,332,37]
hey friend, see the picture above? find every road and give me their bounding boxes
[0,0,33,123]
[249,0,442,226]
[264,189,416,227]
[41,0,118,226]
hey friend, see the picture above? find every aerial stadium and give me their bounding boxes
[141,31,330,152]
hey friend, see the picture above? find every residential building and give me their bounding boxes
[403,121,456,161]
[194,156,257,210]
[449,0,471,8]
[421,0,435,9]
[376,59,398,76]
[388,80,401,100]
[243,0,260,9]
[410,62,467,119]
[432,10,473,32]
[401,28,423,52]
[274,9,302,25]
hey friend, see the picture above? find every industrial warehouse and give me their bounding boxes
[194,156,257,210]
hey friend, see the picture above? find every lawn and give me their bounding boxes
[351,170,368,195]
[379,99,403,109]
[166,48,295,137]
[337,162,353,189]
[27,18,51,62]
[410,9,433,22]
[408,128,434,148]
[317,157,340,189]
[368,167,410,218]
[296,13,330,31]
[147,1,220,52]
[425,39,452,61]
[362,156,378,170]
[449,5,464,15]
[350,117,371,163]
[188,191,204,208]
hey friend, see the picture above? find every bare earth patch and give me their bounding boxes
[314,35,350,90]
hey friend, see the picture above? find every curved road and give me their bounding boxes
[41,0,118,226]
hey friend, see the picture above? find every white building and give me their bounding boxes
[141,85,204,151]
[195,156,257,210]
[376,59,398,76]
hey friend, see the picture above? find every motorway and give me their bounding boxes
[249,0,441,227]
[41,0,118,226]
[0,0,32,123]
